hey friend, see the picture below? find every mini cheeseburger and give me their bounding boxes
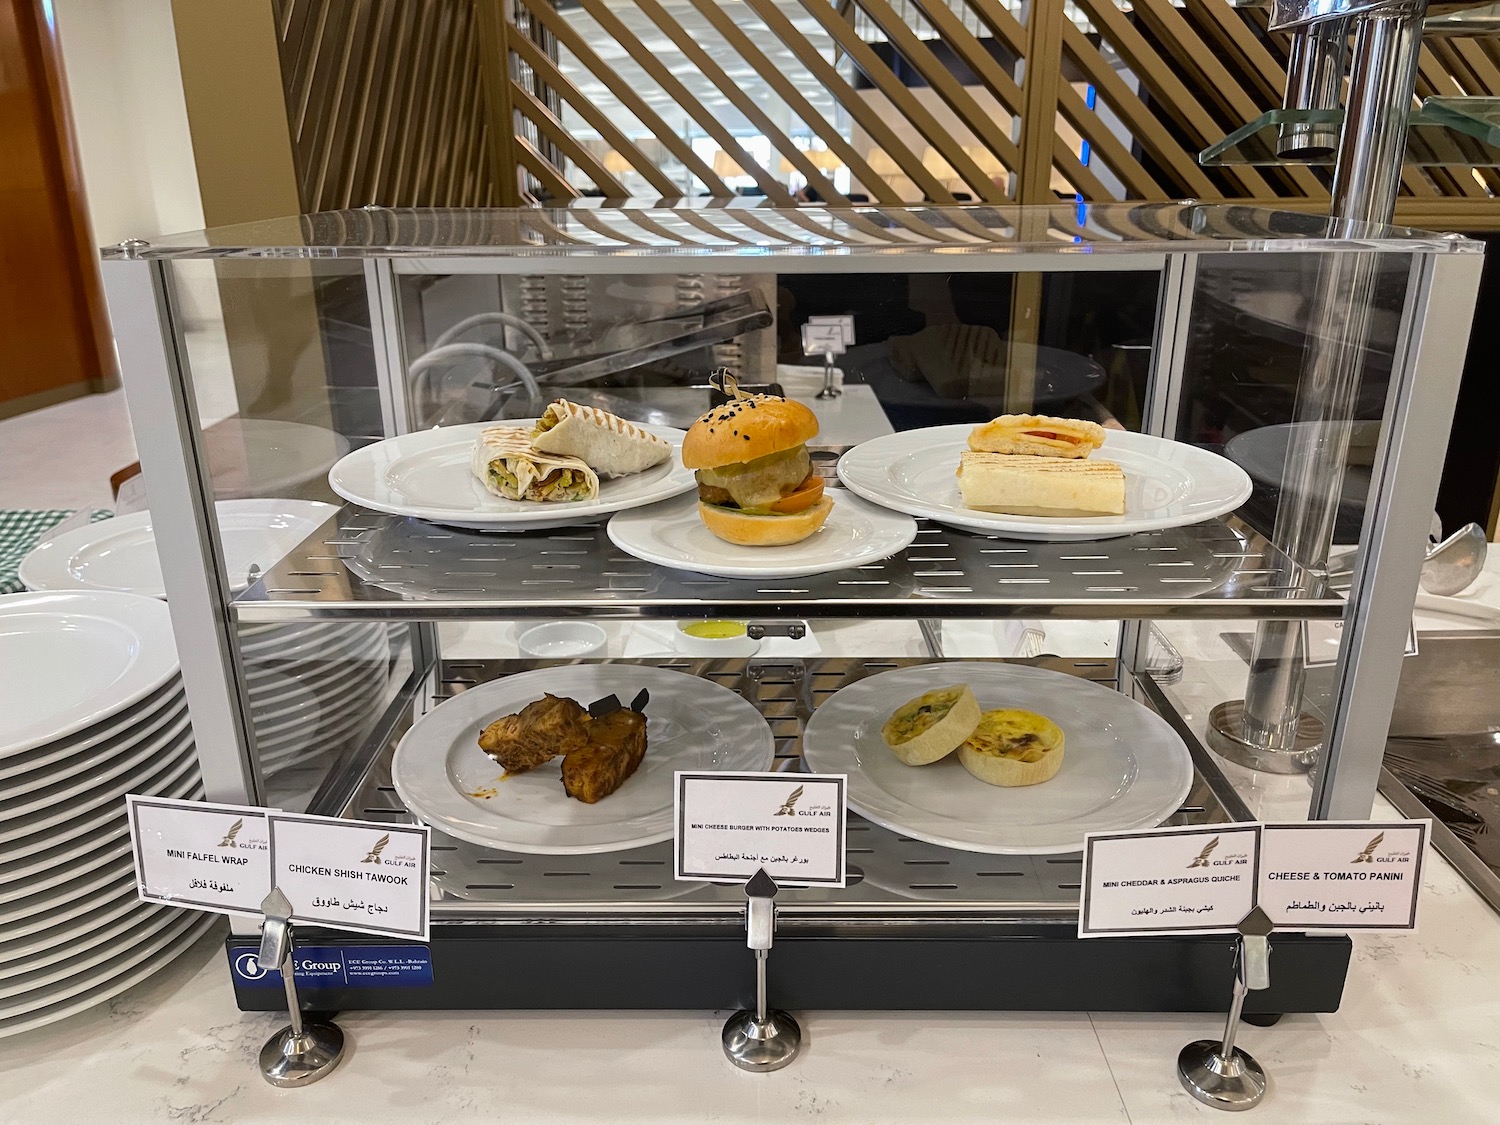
[681,394,832,545]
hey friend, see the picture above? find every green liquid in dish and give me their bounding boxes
[681,620,748,640]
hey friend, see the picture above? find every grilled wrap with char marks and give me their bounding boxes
[471,426,599,503]
[531,399,671,478]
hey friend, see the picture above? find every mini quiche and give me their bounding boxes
[881,685,981,765]
[958,708,1065,787]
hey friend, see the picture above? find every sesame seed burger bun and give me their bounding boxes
[681,396,820,470]
[697,494,834,545]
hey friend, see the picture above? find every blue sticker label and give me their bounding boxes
[231,946,433,988]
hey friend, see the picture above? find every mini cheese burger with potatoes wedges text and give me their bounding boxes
[680,394,832,546]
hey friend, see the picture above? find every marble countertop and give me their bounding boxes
[8,564,1500,1122]
[0,788,1496,1125]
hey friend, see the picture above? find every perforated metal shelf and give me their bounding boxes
[233,504,1340,623]
[331,657,1237,920]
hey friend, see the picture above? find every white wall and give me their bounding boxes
[52,0,204,246]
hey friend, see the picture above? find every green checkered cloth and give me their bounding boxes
[0,509,114,595]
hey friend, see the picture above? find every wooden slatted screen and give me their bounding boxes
[272,0,499,209]
[268,1,1500,229]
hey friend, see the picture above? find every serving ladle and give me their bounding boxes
[1328,521,1486,597]
[1419,522,1488,597]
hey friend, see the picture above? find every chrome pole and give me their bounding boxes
[1329,3,1427,227]
[1278,18,1349,159]
[1217,1,1428,771]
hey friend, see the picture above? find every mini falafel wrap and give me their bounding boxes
[470,425,599,503]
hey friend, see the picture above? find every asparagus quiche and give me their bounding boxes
[958,708,1065,787]
[880,685,981,765]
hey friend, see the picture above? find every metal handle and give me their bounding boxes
[258,887,293,972]
[1241,934,1272,992]
[747,896,775,952]
[745,620,807,641]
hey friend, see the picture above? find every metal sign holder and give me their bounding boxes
[256,887,347,1087]
[1177,906,1275,1111]
[721,870,802,1072]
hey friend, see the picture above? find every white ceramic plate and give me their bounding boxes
[1224,421,1376,506]
[19,500,337,598]
[801,662,1193,854]
[0,903,181,992]
[2,760,200,866]
[259,665,385,735]
[248,672,322,727]
[0,889,157,972]
[260,694,385,772]
[2,880,139,944]
[259,683,383,755]
[0,683,186,784]
[249,623,389,681]
[239,619,362,651]
[253,660,386,735]
[393,665,774,854]
[0,734,195,843]
[203,418,350,501]
[244,622,388,675]
[0,907,201,1013]
[0,830,133,897]
[328,421,697,531]
[0,592,180,758]
[837,426,1252,541]
[0,913,213,1038]
[0,859,136,930]
[606,490,918,579]
[247,637,387,725]
[0,711,193,815]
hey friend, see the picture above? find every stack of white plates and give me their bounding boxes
[241,621,391,775]
[20,500,393,777]
[0,591,212,1037]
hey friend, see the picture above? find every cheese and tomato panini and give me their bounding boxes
[967,415,1107,459]
[957,451,1124,517]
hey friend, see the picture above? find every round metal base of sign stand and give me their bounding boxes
[1177,1039,1267,1111]
[721,1009,802,1073]
[1207,700,1322,775]
[260,1021,346,1087]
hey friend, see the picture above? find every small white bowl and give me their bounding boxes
[673,620,762,658]
[518,621,607,659]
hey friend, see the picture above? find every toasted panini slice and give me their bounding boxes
[967,415,1107,459]
[957,451,1124,517]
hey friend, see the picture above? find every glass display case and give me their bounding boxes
[99,202,1481,1016]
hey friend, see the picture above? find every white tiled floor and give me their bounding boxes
[0,389,136,511]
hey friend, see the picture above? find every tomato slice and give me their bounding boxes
[765,474,825,515]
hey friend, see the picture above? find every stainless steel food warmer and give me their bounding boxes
[100,202,1481,1016]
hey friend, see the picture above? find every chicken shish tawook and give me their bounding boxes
[476,690,650,804]
[477,693,589,774]
[562,707,647,804]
